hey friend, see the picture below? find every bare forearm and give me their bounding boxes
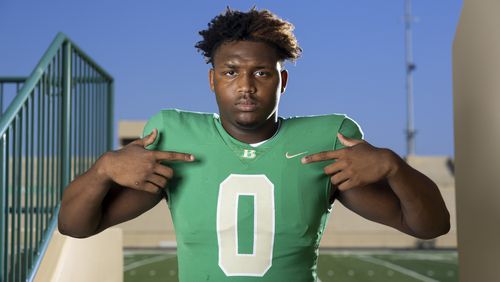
[386,151,450,239]
[58,153,112,238]
[311,135,450,239]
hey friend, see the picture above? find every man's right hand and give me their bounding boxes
[99,128,194,194]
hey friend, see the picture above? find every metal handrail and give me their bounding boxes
[0,77,27,115]
[0,32,114,282]
[0,78,27,83]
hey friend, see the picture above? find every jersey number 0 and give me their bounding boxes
[216,174,275,276]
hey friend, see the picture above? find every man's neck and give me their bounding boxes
[221,117,279,144]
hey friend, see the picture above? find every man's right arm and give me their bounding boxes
[58,129,194,238]
[57,153,163,238]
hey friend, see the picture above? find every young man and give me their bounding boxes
[58,8,450,281]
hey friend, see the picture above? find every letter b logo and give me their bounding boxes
[242,149,256,159]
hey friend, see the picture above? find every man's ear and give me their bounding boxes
[280,69,288,94]
[209,68,215,92]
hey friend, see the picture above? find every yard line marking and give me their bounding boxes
[124,255,172,272]
[356,255,439,282]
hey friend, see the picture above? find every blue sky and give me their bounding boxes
[0,0,462,156]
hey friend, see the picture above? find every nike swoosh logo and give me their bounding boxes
[285,151,308,159]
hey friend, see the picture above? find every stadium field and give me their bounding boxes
[124,249,458,282]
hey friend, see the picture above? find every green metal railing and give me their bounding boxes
[0,33,114,282]
[0,78,27,115]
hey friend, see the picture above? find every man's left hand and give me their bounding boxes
[301,133,399,191]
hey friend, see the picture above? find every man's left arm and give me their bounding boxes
[302,134,450,239]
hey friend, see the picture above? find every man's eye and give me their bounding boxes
[224,71,237,77]
[255,71,269,77]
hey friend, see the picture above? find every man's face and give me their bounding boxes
[209,41,288,131]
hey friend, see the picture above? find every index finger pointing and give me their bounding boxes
[153,151,195,162]
[301,150,341,164]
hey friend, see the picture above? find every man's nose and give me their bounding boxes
[237,73,256,94]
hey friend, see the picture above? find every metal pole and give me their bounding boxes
[0,127,5,282]
[0,83,3,115]
[61,41,72,192]
[107,81,114,151]
[404,0,416,156]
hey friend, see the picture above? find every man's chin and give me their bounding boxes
[235,119,260,130]
[232,112,262,129]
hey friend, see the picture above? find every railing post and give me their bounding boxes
[0,130,5,282]
[107,81,114,151]
[61,41,72,193]
[0,83,3,115]
[0,83,3,282]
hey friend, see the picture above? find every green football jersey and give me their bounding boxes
[143,109,363,281]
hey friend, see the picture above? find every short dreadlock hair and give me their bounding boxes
[195,7,302,65]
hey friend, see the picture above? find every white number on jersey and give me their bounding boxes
[216,174,275,276]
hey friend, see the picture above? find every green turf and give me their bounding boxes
[124,250,458,282]
[124,252,179,282]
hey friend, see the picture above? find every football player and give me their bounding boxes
[58,7,450,281]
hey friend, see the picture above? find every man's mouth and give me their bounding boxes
[235,100,258,111]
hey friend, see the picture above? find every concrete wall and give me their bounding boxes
[34,227,123,282]
[453,0,500,281]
